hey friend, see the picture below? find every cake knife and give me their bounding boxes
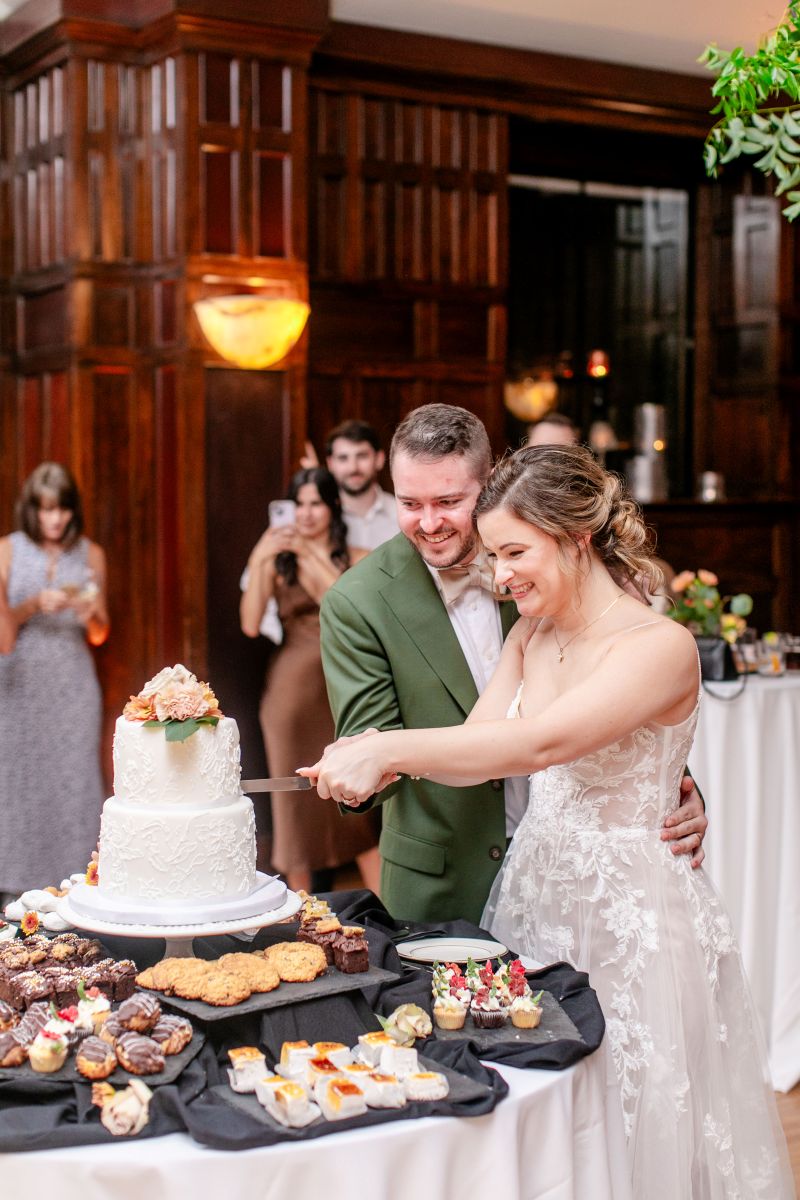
[241,776,313,792]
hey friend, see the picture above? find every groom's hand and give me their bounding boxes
[661,776,707,868]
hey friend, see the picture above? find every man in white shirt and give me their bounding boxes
[324,420,399,551]
[320,404,707,921]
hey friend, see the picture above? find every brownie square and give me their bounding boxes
[110,960,137,1001]
[10,970,53,1010]
[332,935,369,974]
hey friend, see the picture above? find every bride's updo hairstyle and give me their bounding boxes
[475,445,662,599]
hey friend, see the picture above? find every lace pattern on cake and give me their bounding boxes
[113,717,241,807]
[99,799,256,901]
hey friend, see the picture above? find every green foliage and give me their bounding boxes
[143,716,220,742]
[702,3,800,219]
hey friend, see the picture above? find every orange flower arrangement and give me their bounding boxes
[669,570,752,640]
[20,911,40,936]
[123,665,223,743]
[85,860,99,886]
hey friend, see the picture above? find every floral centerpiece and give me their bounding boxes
[669,570,753,641]
[123,664,223,742]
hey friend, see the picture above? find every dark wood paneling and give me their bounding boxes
[204,366,288,783]
[646,501,799,632]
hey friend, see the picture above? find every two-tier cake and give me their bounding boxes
[68,665,287,925]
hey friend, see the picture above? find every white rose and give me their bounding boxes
[99,1081,152,1136]
[140,664,196,698]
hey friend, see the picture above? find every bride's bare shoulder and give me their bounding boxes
[616,608,698,665]
[507,616,541,654]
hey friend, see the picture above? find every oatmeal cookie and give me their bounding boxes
[198,971,252,1007]
[216,954,280,993]
[264,942,327,983]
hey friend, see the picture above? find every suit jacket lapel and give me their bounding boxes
[378,539,479,717]
[500,596,519,640]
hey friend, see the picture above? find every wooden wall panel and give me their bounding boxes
[204,366,288,784]
[308,81,508,458]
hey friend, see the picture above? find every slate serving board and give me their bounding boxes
[433,988,584,1051]
[0,1027,205,1087]
[147,963,401,1024]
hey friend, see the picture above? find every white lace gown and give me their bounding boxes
[483,685,795,1199]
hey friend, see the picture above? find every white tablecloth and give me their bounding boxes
[1,1055,632,1200]
[689,673,800,1092]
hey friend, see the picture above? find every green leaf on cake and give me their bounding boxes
[164,719,200,742]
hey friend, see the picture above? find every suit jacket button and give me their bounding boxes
[490,779,503,792]
[489,845,502,861]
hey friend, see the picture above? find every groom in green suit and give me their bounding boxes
[320,404,706,923]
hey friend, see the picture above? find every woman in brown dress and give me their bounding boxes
[241,467,380,894]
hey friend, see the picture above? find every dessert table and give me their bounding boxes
[688,673,800,1092]
[1,1053,632,1200]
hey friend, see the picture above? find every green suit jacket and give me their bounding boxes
[320,533,518,925]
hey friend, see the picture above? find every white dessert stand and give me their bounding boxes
[55,890,302,959]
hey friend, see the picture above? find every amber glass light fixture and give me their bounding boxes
[503,374,558,421]
[193,295,310,369]
[587,349,610,379]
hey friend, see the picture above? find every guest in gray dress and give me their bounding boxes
[0,463,109,897]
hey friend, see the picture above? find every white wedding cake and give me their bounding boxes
[69,665,287,926]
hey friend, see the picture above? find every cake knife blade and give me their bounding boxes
[241,775,313,792]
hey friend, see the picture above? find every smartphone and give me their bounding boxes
[268,499,297,529]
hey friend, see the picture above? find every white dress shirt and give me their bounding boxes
[426,563,529,836]
[343,487,399,551]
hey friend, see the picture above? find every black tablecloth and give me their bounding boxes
[0,890,606,1151]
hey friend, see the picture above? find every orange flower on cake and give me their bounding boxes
[123,664,225,742]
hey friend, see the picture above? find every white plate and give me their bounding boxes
[395,936,508,964]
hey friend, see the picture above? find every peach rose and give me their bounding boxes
[670,570,696,593]
[123,694,156,722]
[697,570,718,586]
[154,682,209,722]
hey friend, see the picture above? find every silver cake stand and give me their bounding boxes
[55,890,302,960]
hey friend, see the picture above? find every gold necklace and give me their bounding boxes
[552,592,624,664]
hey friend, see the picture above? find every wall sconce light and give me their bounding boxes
[193,295,310,369]
[587,349,610,379]
[504,374,558,422]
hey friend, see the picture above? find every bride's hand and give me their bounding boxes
[298,730,399,805]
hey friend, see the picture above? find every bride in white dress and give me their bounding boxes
[305,445,794,1198]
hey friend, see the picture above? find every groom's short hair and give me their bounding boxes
[390,403,492,483]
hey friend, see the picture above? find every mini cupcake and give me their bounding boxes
[470,985,508,1029]
[76,984,112,1035]
[28,1028,69,1073]
[510,989,543,1029]
[433,994,467,1031]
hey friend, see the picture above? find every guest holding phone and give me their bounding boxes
[240,467,380,894]
[0,462,109,903]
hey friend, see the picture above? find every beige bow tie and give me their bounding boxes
[436,558,496,606]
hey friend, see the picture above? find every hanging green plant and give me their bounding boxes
[702,2,800,219]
